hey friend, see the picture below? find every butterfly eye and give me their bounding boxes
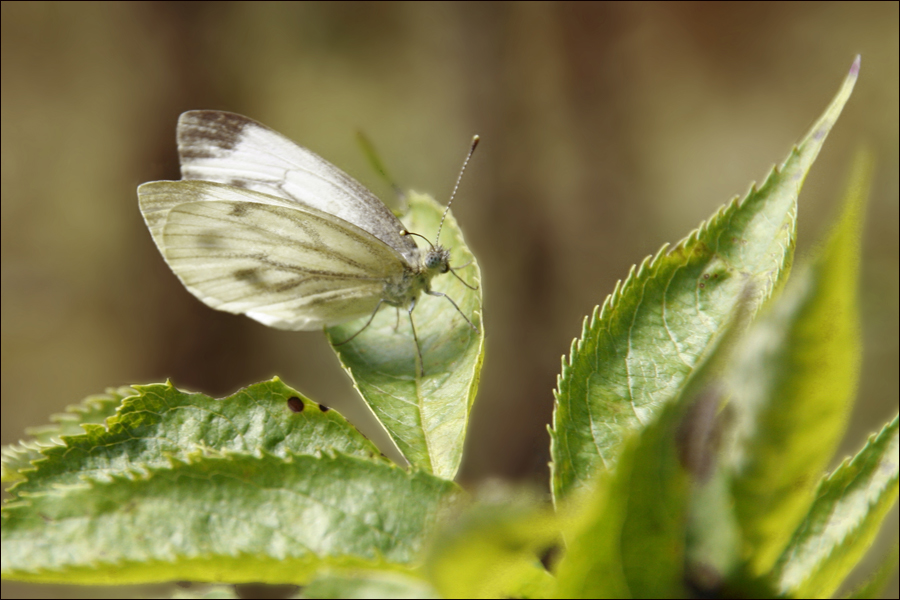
[424,247,451,272]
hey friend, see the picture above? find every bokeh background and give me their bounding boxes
[2,2,897,598]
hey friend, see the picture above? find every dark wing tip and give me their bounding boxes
[177,110,255,161]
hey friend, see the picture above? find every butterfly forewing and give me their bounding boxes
[140,180,406,331]
[177,110,420,265]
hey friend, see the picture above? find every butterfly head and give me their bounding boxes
[423,245,451,275]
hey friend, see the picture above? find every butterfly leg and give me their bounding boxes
[427,290,478,331]
[449,266,478,290]
[332,300,385,346]
[407,298,425,377]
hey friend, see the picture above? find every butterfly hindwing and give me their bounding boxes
[139,180,406,331]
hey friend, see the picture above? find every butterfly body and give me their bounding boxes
[137,111,469,350]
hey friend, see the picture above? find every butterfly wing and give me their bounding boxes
[138,180,408,330]
[176,110,421,266]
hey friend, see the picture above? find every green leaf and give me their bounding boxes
[552,470,631,598]
[424,495,559,599]
[302,570,438,599]
[550,57,860,502]
[7,378,385,498]
[684,462,743,594]
[327,192,484,480]
[556,286,758,598]
[678,287,756,593]
[727,150,871,575]
[618,409,691,598]
[843,540,899,599]
[2,387,133,483]
[773,414,899,598]
[1,452,461,584]
[554,400,691,599]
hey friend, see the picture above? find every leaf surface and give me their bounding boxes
[328,192,484,480]
[550,57,860,501]
[425,497,559,599]
[7,379,385,498]
[728,151,870,573]
[554,399,691,598]
[2,452,461,584]
[773,415,899,599]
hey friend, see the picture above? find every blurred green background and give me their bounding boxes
[2,2,897,597]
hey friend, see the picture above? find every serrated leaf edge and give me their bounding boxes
[5,377,387,498]
[775,415,900,595]
[2,387,138,483]
[549,57,860,499]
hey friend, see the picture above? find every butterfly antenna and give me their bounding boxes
[401,229,435,250]
[436,135,479,245]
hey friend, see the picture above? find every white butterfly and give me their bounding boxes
[137,111,477,373]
